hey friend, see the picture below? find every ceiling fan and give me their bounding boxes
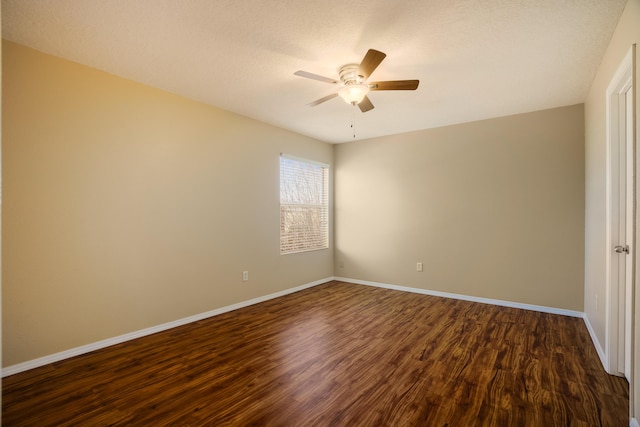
[294,49,419,113]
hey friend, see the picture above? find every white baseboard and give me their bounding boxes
[1,276,592,377]
[631,417,639,427]
[582,313,608,371]
[334,277,584,318]
[2,277,332,378]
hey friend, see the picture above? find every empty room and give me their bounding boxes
[2,0,640,425]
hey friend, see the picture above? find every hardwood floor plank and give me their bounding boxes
[3,281,628,426]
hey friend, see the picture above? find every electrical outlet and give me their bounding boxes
[242,271,249,281]
[417,262,423,272]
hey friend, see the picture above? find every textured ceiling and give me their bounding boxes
[2,0,628,143]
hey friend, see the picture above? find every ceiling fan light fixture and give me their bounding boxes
[295,49,419,113]
[338,84,369,105]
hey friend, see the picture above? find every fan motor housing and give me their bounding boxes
[339,64,364,85]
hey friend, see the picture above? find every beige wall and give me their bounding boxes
[2,41,333,367]
[334,105,585,311]
[583,0,640,421]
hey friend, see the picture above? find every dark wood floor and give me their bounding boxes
[3,281,629,426]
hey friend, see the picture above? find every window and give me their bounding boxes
[280,155,329,254]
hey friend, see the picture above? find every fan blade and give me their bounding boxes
[294,70,339,84]
[307,92,339,107]
[359,49,386,79]
[369,80,419,90]
[358,96,374,112]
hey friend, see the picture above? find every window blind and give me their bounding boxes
[280,155,329,254]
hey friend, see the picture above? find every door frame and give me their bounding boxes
[605,46,635,377]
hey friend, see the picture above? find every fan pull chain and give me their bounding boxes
[351,106,356,139]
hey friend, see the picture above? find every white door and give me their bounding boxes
[613,82,632,381]
[618,83,634,382]
[623,85,633,381]
[606,47,634,380]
